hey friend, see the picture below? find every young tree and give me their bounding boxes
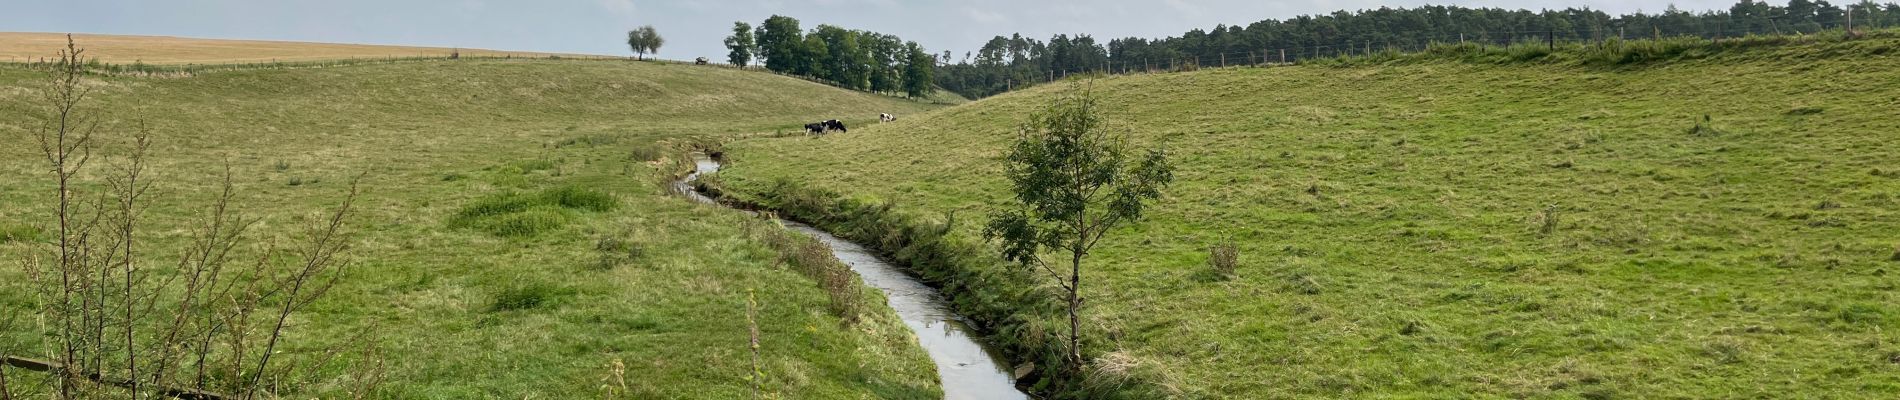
[725,21,755,68]
[983,84,1172,369]
[626,25,664,60]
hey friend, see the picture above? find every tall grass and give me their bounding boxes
[449,186,618,237]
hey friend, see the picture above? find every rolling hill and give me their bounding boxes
[0,44,942,397]
[713,34,1900,398]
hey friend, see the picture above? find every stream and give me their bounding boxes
[678,153,1029,400]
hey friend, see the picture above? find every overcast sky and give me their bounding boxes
[7,0,1741,60]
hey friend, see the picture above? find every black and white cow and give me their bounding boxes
[823,119,847,133]
[805,122,827,135]
[879,113,896,122]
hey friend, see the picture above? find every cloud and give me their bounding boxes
[962,7,1008,24]
[596,0,636,18]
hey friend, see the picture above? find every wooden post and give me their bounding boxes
[1280,48,1287,64]
[1547,30,1555,51]
[1220,53,1225,67]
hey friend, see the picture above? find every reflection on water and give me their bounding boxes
[683,153,1027,400]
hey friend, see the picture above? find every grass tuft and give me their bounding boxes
[0,223,44,244]
[1208,238,1239,281]
[490,282,575,312]
[449,185,618,237]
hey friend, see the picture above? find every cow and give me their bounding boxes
[824,119,848,133]
[879,113,897,122]
[695,57,709,65]
[805,122,827,135]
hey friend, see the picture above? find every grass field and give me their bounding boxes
[0,51,944,397]
[715,35,1900,398]
[0,32,607,64]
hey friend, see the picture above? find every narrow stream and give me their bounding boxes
[678,153,1028,400]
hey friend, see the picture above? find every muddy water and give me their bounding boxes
[680,153,1028,400]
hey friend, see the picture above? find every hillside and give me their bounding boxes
[0,32,604,64]
[714,36,1900,398]
[0,53,942,397]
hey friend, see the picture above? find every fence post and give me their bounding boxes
[1280,48,1287,64]
[1547,30,1555,51]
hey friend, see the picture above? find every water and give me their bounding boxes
[680,153,1028,400]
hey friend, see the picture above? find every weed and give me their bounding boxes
[593,233,646,270]
[1688,115,1722,136]
[1703,339,1747,364]
[1208,237,1239,280]
[288,176,305,186]
[629,144,665,163]
[440,172,468,182]
[514,159,557,173]
[490,282,573,311]
[1538,205,1561,235]
[273,159,291,171]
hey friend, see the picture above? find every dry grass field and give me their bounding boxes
[0,32,608,64]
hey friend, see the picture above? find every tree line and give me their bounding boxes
[937,0,1900,98]
[725,15,936,98]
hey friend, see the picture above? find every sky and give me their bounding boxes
[5,0,1741,61]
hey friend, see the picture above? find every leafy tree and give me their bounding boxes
[725,21,755,68]
[902,42,935,98]
[755,15,805,73]
[983,84,1172,369]
[626,25,664,60]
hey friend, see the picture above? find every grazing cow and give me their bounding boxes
[695,57,709,65]
[805,122,827,135]
[879,113,896,122]
[824,119,848,133]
